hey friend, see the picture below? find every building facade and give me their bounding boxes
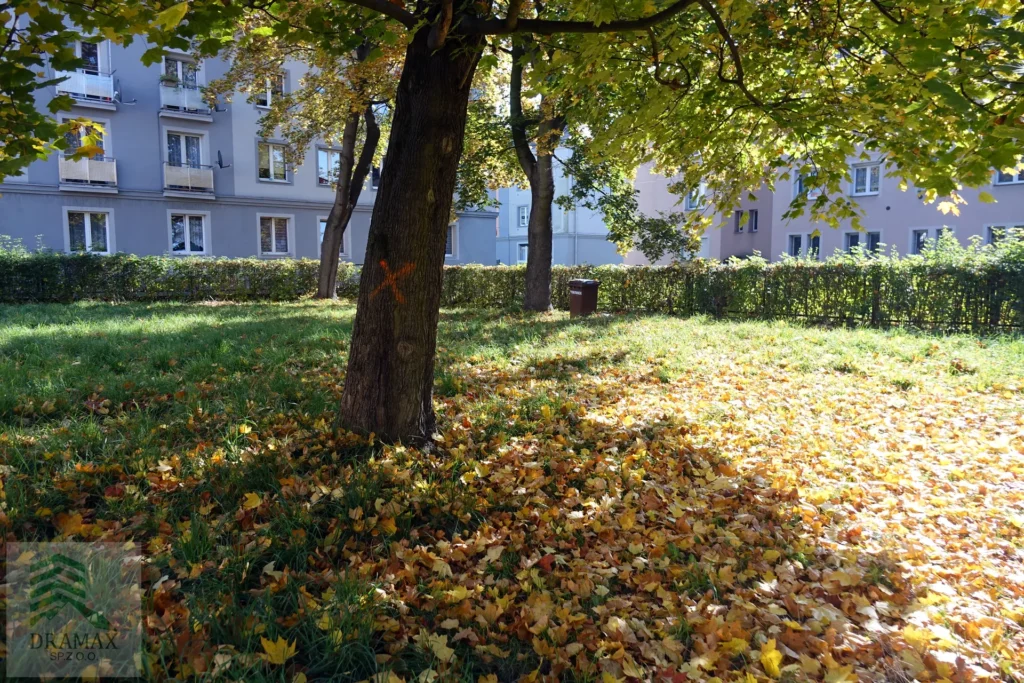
[0,39,497,265]
[631,157,1024,264]
[495,153,622,266]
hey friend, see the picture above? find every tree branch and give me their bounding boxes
[505,0,526,31]
[697,0,763,107]
[461,0,699,36]
[647,28,690,92]
[342,0,417,28]
[510,42,538,181]
[428,0,454,49]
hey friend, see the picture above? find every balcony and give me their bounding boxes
[163,163,214,198]
[159,83,212,121]
[58,154,118,193]
[54,70,116,110]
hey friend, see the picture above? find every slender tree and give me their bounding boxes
[4,0,1024,443]
[206,30,401,299]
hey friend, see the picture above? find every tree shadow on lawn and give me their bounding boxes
[0,305,969,681]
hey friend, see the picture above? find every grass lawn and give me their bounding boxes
[1,301,1023,682]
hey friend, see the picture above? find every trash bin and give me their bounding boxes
[568,279,600,317]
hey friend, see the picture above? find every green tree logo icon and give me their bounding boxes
[28,554,111,629]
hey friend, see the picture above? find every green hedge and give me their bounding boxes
[1,247,1022,332]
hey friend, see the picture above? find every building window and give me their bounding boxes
[517,205,529,228]
[318,217,349,257]
[852,163,881,196]
[371,166,381,189]
[259,215,291,255]
[911,227,954,254]
[517,243,528,264]
[167,131,202,167]
[794,173,822,199]
[255,74,285,108]
[445,223,456,258]
[78,40,101,75]
[258,142,287,182]
[684,185,704,211]
[67,210,111,254]
[788,233,820,258]
[845,231,881,253]
[735,209,758,233]
[62,118,106,160]
[995,168,1024,185]
[163,56,199,88]
[317,148,339,186]
[170,213,207,254]
[986,224,1023,245]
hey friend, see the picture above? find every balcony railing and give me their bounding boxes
[59,154,117,186]
[159,84,211,114]
[164,163,214,193]
[54,70,115,102]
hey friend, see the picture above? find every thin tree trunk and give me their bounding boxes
[525,142,556,310]
[316,106,381,299]
[510,44,563,311]
[316,110,360,299]
[337,26,481,442]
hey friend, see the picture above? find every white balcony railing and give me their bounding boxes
[54,70,115,102]
[159,84,210,114]
[164,163,214,193]
[59,155,118,186]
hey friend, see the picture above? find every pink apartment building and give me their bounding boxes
[629,155,1024,264]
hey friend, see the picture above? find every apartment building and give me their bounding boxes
[496,151,622,266]
[630,156,1024,263]
[0,39,497,264]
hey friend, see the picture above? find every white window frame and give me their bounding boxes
[517,242,528,264]
[74,39,110,75]
[517,205,529,228]
[909,226,955,255]
[445,222,458,259]
[256,213,294,257]
[257,141,289,183]
[317,215,351,258]
[851,162,881,197]
[317,148,340,187]
[684,184,705,211]
[793,173,822,200]
[61,115,111,158]
[786,232,820,258]
[994,168,1024,186]
[984,223,1024,245]
[734,209,758,233]
[255,73,285,108]
[167,210,211,255]
[161,54,204,88]
[63,207,114,254]
[164,127,206,167]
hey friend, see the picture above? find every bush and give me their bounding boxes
[2,233,1022,331]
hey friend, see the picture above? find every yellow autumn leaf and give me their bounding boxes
[763,549,781,563]
[260,636,297,665]
[620,509,636,530]
[760,639,783,679]
[824,664,856,683]
[237,423,252,434]
[243,492,262,510]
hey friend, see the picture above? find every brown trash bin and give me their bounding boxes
[568,279,599,317]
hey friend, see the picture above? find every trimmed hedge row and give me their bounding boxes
[1,252,1022,331]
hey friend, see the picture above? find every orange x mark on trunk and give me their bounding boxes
[370,260,416,304]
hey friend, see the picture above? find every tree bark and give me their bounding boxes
[510,43,564,311]
[337,25,481,442]
[316,106,381,299]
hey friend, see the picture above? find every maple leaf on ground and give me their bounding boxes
[260,636,297,665]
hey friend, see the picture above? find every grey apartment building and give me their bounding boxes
[0,39,498,264]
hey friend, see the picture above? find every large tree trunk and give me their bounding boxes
[337,27,481,442]
[317,106,381,299]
